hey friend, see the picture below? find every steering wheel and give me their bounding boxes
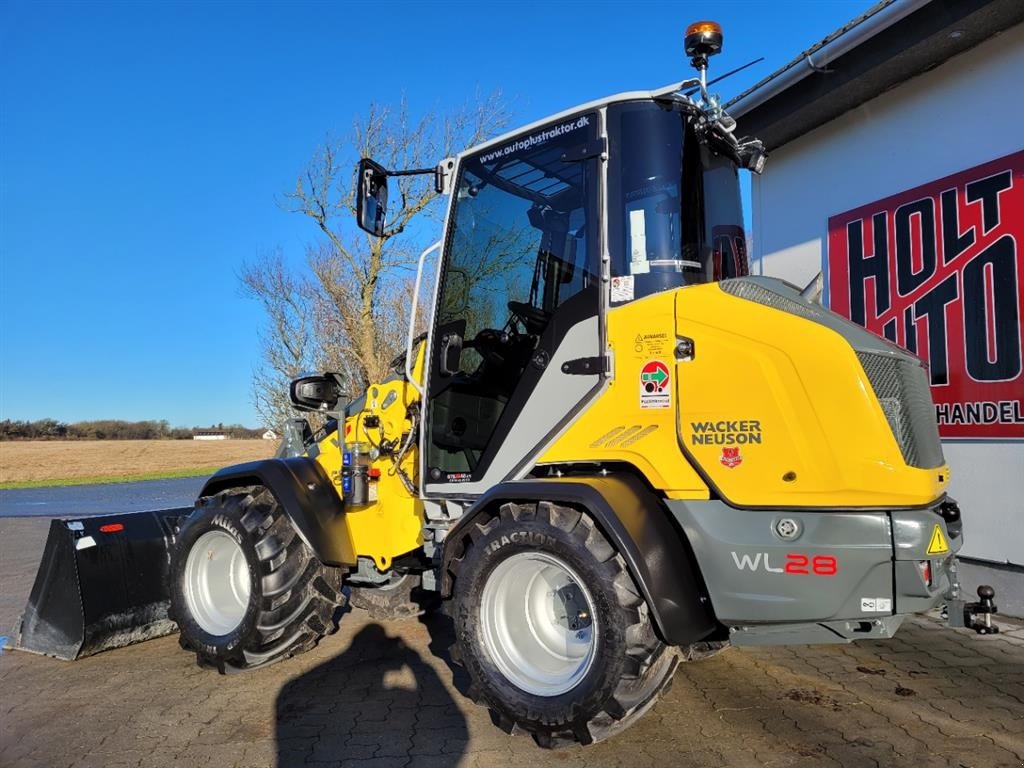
[507,301,549,335]
[468,328,513,368]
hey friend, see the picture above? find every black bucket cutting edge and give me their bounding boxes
[16,508,192,660]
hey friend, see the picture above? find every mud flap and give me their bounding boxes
[17,508,191,660]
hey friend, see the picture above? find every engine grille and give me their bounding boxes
[720,279,823,321]
[856,352,944,469]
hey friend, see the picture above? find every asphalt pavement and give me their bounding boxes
[0,476,204,518]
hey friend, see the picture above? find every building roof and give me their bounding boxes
[727,0,1024,151]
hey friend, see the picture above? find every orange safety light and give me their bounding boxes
[684,20,723,67]
[685,20,721,37]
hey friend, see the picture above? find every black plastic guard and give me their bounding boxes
[440,475,717,646]
[200,457,354,567]
[18,508,189,660]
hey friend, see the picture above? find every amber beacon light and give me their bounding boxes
[684,20,723,68]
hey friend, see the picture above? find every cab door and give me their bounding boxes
[423,112,604,497]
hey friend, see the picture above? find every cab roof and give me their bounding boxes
[462,82,691,159]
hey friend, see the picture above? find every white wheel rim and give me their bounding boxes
[479,551,598,697]
[183,530,251,636]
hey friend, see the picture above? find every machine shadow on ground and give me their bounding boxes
[274,617,469,766]
[420,609,474,696]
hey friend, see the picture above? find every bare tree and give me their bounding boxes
[244,93,510,429]
[240,249,316,430]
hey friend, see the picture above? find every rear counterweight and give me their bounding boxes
[667,498,961,642]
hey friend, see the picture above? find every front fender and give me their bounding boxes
[200,458,354,567]
[440,474,718,646]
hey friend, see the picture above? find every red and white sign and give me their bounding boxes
[639,359,671,409]
[827,151,1024,439]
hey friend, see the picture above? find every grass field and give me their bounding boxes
[0,440,277,488]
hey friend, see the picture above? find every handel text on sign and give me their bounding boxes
[827,151,1024,439]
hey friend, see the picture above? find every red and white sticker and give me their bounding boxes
[611,275,634,303]
[720,447,742,468]
[639,360,671,409]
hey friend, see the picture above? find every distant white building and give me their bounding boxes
[262,429,278,440]
[193,431,228,441]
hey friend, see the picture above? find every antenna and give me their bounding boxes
[683,57,765,97]
[708,57,765,88]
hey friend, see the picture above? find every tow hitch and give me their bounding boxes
[946,585,1000,635]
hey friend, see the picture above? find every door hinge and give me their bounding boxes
[561,356,608,375]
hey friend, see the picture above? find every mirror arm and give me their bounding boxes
[380,161,452,194]
[385,167,437,177]
[385,166,447,195]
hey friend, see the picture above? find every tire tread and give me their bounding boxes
[171,487,345,673]
[450,501,677,748]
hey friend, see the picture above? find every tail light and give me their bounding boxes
[917,560,933,587]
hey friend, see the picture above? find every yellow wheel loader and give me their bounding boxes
[18,22,1000,747]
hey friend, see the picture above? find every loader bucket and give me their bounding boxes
[16,508,191,660]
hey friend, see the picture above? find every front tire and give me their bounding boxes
[448,501,678,747]
[169,486,345,672]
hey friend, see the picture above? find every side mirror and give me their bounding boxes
[356,158,389,236]
[289,374,344,412]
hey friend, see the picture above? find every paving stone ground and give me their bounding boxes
[1,517,1022,768]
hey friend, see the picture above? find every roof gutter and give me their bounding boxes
[726,0,933,116]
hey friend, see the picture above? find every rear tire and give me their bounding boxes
[448,501,678,747]
[169,486,345,672]
[350,573,439,621]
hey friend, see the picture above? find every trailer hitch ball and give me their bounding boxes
[965,585,999,635]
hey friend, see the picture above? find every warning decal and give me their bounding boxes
[611,275,634,303]
[926,525,950,555]
[640,360,671,409]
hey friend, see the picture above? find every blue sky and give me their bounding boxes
[1,0,869,427]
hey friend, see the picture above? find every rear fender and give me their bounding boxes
[440,474,717,646]
[200,458,354,567]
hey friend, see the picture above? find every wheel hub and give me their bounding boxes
[183,530,251,636]
[479,551,598,697]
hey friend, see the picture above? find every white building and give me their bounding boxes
[193,431,228,441]
[730,0,1023,614]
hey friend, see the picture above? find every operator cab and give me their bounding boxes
[354,21,765,493]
